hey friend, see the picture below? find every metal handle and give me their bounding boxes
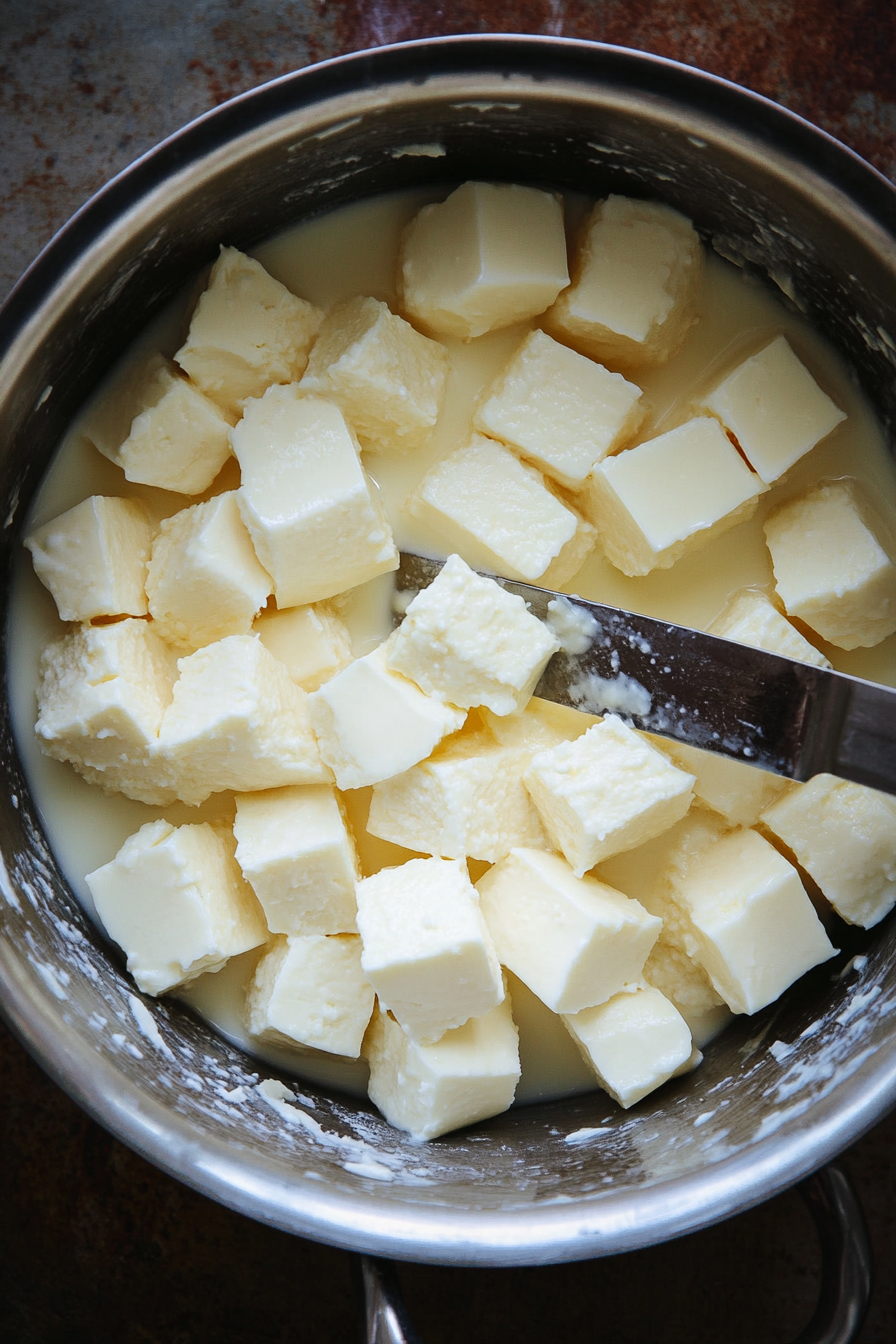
[356,1161,872,1344]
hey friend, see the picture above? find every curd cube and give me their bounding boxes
[642,937,732,1049]
[764,480,896,649]
[474,329,644,487]
[86,819,267,996]
[668,827,836,1014]
[25,495,152,622]
[411,435,595,585]
[146,491,272,650]
[656,737,790,828]
[524,716,695,876]
[307,641,465,790]
[35,619,178,805]
[701,335,846,484]
[761,774,896,928]
[367,729,548,862]
[585,416,766,577]
[233,784,359,935]
[175,246,321,416]
[546,196,702,366]
[253,601,353,690]
[386,553,559,714]
[247,933,373,1057]
[233,387,398,608]
[563,984,696,1109]
[708,587,831,669]
[84,351,235,495]
[364,996,520,1141]
[399,181,569,339]
[476,847,661,1014]
[481,697,598,751]
[298,295,448,451]
[355,857,503,1042]
[157,635,330,806]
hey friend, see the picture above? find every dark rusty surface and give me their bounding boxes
[2,3,896,1341]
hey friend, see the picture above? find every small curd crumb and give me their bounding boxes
[157,634,331,806]
[707,587,832,669]
[760,774,896,929]
[246,934,374,1058]
[175,246,322,416]
[364,995,520,1141]
[523,716,695,875]
[562,983,697,1109]
[386,553,559,715]
[25,495,153,623]
[473,328,644,487]
[82,351,235,495]
[477,847,661,1014]
[146,491,273,651]
[700,335,846,484]
[232,386,398,608]
[411,434,595,585]
[399,181,569,339]
[355,856,504,1043]
[307,641,466,790]
[233,784,360,935]
[583,416,767,577]
[253,601,353,690]
[546,195,703,367]
[764,479,896,649]
[298,295,448,452]
[86,819,268,996]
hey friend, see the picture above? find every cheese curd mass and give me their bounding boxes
[10,183,896,1141]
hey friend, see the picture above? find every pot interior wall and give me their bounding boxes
[2,49,896,1264]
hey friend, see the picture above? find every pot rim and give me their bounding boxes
[3,33,896,1266]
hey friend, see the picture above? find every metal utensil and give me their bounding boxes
[397,551,896,797]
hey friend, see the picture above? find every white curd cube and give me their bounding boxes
[175,246,321,416]
[563,984,696,1109]
[367,729,548,863]
[35,619,178,805]
[386,553,559,714]
[411,435,595,585]
[669,827,836,1015]
[146,492,272,651]
[232,386,398,608]
[658,738,790,828]
[86,819,268,996]
[233,784,359,935]
[247,933,374,1057]
[399,181,569,339]
[481,697,598,751]
[157,635,330,806]
[84,351,234,496]
[355,857,503,1042]
[546,195,702,367]
[364,996,520,1141]
[642,938,732,1049]
[307,642,465,790]
[708,587,831,669]
[585,416,766,577]
[25,495,153,622]
[701,335,846,484]
[473,329,644,487]
[761,774,896,929]
[524,716,695,876]
[253,601,353,690]
[764,480,896,649]
[476,847,661,1014]
[298,295,448,451]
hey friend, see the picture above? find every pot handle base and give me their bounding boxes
[355,1161,872,1344]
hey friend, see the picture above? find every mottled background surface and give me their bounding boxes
[2,2,896,1340]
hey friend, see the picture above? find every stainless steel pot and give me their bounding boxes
[1,34,895,1276]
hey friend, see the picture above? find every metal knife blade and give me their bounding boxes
[395,552,896,797]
